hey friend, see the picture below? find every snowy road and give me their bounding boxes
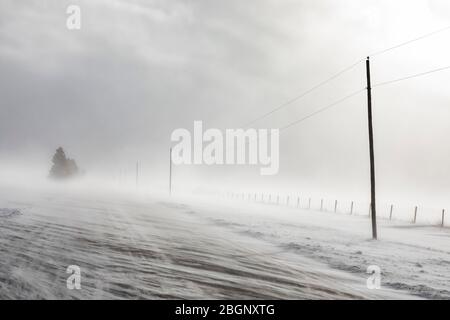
[0,186,413,299]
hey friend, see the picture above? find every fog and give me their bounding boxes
[1,0,450,210]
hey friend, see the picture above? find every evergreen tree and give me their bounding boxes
[49,147,79,179]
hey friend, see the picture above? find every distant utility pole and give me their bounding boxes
[169,148,173,196]
[136,161,139,189]
[366,57,377,240]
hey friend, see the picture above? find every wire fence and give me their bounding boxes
[224,192,447,228]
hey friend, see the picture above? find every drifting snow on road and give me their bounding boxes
[0,186,433,299]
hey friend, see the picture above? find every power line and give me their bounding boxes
[369,25,450,57]
[242,59,364,128]
[221,88,364,155]
[373,65,450,87]
[240,25,450,129]
[279,88,365,132]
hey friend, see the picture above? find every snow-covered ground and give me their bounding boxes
[191,196,450,299]
[1,184,447,299]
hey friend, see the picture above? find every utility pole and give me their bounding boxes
[169,148,172,196]
[366,57,377,240]
[136,161,139,189]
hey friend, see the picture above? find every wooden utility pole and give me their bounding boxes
[169,148,173,196]
[136,162,139,189]
[413,206,418,224]
[366,57,377,240]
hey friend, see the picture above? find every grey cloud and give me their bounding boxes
[1,0,450,204]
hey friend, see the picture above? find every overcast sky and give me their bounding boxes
[1,0,450,204]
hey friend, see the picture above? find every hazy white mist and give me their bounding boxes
[1,0,450,208]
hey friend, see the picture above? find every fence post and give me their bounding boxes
[334,200,338,213]
[413,206,418,224]
[389,204,393,220]
[320,199,324,211]
[308,198,311,210]
[287,196,290,206]
[297,197,300,208]
[442,209,445,227]
[350,201,354,215]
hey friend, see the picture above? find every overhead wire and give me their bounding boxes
[373,65,450,87]
[240,25,450,129]
[279,88,366,131]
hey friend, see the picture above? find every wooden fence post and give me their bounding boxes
[334,200,338,213]
[442,209,445,227]
[350,201,354,215]
[389,204,393,220]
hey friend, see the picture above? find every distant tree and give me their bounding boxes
[49,147,79,179]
